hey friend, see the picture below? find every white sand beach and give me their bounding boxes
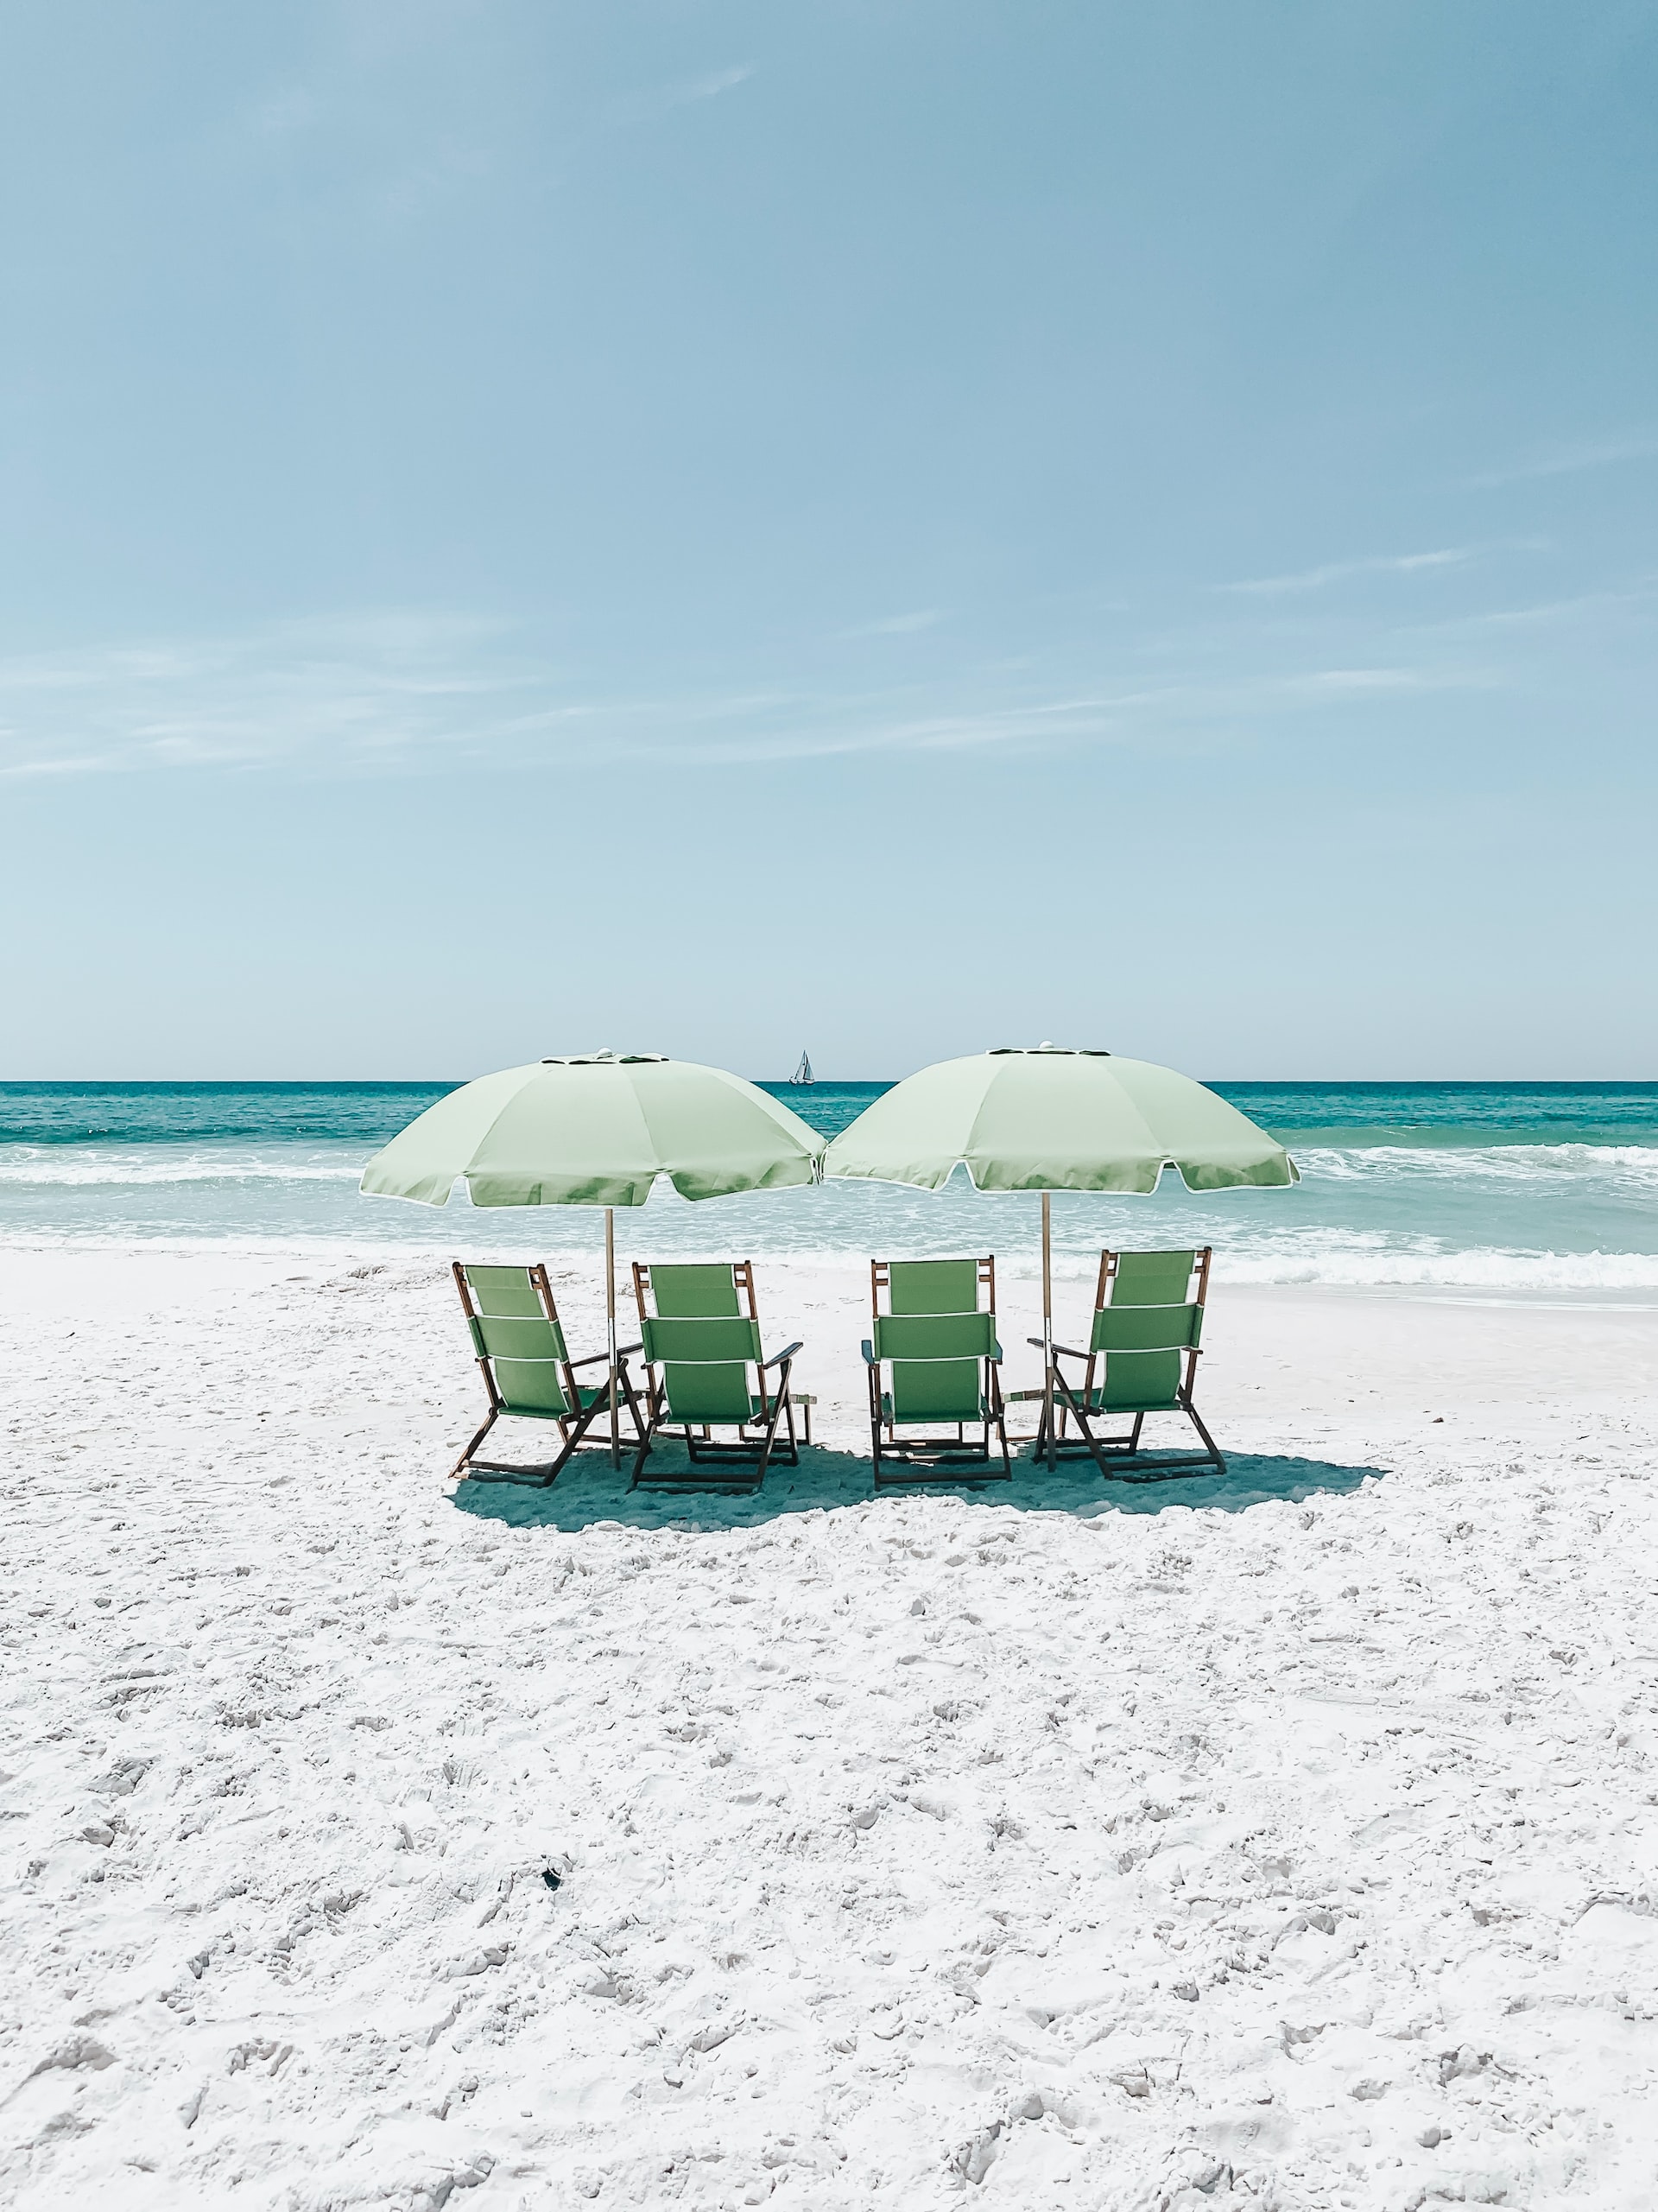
[5,1251,1658,2209]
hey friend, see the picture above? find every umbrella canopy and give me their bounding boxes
[823,1047,1296,1195]
[361,1051,822,1468]
[825,1045,1295,1467]
[360,1051,823,1209]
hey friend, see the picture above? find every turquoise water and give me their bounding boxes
[3,1079,1656,1296]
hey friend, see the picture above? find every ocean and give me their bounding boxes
[3,1078,1655,1299]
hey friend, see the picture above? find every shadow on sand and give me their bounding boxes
[450,1438,1387,1535]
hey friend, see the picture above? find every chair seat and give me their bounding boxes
[661,1391,778,1427]
[1073,1386,1182,1416]
[881,1391,990,1426]
[497,1379,614,1418]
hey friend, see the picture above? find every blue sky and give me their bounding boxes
[3,2,1655,1080]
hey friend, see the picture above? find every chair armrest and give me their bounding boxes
[861,1338,876,1366]
[1048,1341,1089,1364]
[761,1341,803,1370]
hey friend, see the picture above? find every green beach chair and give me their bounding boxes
[451,1262,643,1484]
[1035,1247,1225,1480]
[864,1257,1010,1484]
[630,1260,802,1491]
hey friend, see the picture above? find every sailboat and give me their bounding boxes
[789,1049,814,1087]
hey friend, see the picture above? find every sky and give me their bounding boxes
[3,0,1655,1081]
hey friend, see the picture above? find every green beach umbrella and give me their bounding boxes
[823,1045,1297,1461]
[361,1051,824,1460]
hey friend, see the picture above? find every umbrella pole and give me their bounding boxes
[606,1206,618,1468]
[1042,1190,1054,1469]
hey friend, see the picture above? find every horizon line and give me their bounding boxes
[3,1075,1657,1089]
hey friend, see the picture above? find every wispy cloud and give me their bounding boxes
[1467,433,1658,490]
[605,67,753,128]
[628,693,1129,768]
[1225,548,1472,596]
[1399,575,1658,639]
[1280,666,1470,695]
[0,616,528,780]
[0,613,1502,783]
[842,609,946,637]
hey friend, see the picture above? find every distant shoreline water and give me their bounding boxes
[4,1077,1658,1145]
[3,1081,1657,1297]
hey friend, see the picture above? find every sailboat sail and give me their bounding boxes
[790,1050,813,1087]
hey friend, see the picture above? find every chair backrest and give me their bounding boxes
[1087,1248,1208,1411]
[647,1262,748,1319]
[455,1263,574,1419]
[1110,1250,1200,1308]
[872,1258,996,1423]
[635,1261,764,1426]
[887,1258,984,1315]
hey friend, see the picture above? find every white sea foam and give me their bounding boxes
[1293,1142,1658,1185]
[1216,1243,1658,1290]
[8,1138,1657,1189]
[0,1145,362,1186]
[3,1140,1658,1294]
[2,1223,1655,1293]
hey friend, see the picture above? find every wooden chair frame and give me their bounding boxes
[630,1259,803,1493]
[864,1256,1011,1486]
[1031,1247,1225,1480]
[452,1261,644,1486]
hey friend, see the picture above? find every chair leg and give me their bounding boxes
[1183,1397,1227,1473]
[493,1394,613,1486]
[1059,1368,1227,1483]
[452,1407,498,1480]
[605,1360,643,1445]
[464,1412,586,1486]
[459,1404,596,1486]
[533,1406,586,1484]
[755,1393,788,1484]
[630,1414,658,1486]
[985,1370,1011,1480]
[618,1368,646,1442]
[1055,1371,1120,1483]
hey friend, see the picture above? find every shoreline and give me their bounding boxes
[6,1234,1658,1290]
[4,1243,1658,1403]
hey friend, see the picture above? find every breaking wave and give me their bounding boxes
[3,1130,1658,1295]
[0,1145,362,1186]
